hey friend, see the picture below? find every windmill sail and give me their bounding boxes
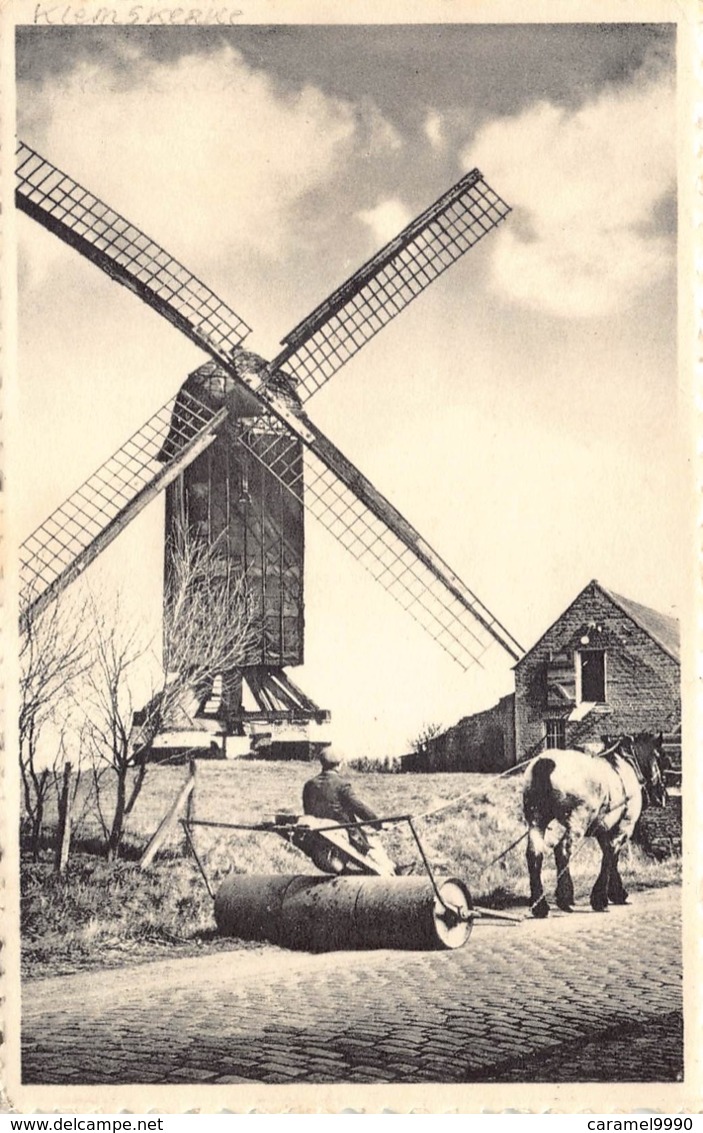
[16,142,252,362]
[238,413,523,669]
[268,170,511,401]
[17,141,522,667]
[20,390,226,625]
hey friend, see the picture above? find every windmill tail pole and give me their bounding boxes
[140,764,197,869]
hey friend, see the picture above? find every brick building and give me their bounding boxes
[414,579,680,772]
[514,579,680,759]
[404,693,516,773]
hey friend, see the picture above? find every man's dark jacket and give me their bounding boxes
[302,769,378,852]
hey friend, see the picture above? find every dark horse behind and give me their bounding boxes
[522,733,668,918]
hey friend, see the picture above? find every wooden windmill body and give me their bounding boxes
[162,357,316,756]
[17,142,524,758]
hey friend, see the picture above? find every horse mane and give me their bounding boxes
[597,737,630,770]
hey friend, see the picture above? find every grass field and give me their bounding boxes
[21,760,681,979]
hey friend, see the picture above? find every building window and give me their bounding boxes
[579,649,606,703]
[545,719,567,749]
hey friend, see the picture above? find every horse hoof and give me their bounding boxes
[531,899,550,919]
[556,902,573,913]
[591,902,609,912]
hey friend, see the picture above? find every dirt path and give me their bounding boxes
[22,886,682,1084]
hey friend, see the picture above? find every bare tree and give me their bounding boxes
[85,523,258,858]
[160,522,259,718]
[409,721,444,755]
[83,601,144,860]
[19,595,91,857]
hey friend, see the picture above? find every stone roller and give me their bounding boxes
[214,873,474,951]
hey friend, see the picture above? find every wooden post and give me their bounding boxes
[140,761,197,870]
[54,762,73,875]
[185,757,196,824]
[184,756,197,854]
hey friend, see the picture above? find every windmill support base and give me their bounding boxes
[208,666,330,761]
[138,667,329,764]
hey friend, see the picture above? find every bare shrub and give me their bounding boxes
[408,721,444,757]
[19,595,92,857]
[347,754,405,774]
[85,522,258,859]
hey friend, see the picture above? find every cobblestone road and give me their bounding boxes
[22,887,682,1085]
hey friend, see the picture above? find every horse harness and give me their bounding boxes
[611,738,653,805]
[587,739,648,834]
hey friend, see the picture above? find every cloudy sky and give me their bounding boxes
[14,23,682,756]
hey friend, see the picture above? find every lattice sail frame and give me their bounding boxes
[269,170,511,401]
[16,143,252,362]
[238,416,509,670]
[20,390,224,620]
[17,140,522,667]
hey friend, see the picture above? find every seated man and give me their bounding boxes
[300,748,398,876]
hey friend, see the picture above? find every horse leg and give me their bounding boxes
[607,834,629,905]
[527,826,550,918]
[590,831,614,911]
[554,830,575,911]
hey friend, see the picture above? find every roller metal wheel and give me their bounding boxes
[433,878,474,950]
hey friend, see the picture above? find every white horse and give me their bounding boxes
[522,734,667,918]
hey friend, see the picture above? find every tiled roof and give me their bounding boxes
[515,579,680,668]
[603,586,680,662]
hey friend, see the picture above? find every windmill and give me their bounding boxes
[16,141,524,757]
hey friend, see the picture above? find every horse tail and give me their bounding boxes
[523,756,556,826]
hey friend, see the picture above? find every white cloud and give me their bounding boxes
[362,102,404,154]
[424,110,444,149]
[356,198,412,247]
[461,70,675,317]
[18,45,400,278]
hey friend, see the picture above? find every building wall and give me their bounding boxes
[635,794,682,859]
[413,693,516,772]
[514,582,680,760]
